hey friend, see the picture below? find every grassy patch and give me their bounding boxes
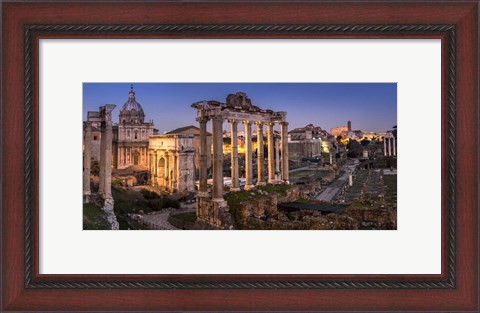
[383,174,397,205]
[258,184,294,196]
[112,186,149,215]
[224,185,295,208]
[289,169,329,183]
[112,186,151,230]
[224,190,258,204]
[83,203,110,230]
[171,212,197,223]
[111,186,181,230]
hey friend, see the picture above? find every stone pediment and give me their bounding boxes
[192,92,286,124]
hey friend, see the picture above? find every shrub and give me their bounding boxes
[163,198,180,209]
[83,203,110,230]
[147,198,164,211]
[112,178,123,186]
[140,189,161,200]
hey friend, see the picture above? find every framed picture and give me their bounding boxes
[2,1,478,312]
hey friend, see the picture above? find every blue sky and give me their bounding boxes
[83,83,397,133]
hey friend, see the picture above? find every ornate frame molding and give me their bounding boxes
[24,24,456,289]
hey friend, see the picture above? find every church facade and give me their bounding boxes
[112,86,156,169]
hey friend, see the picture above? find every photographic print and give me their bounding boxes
[83,83,397,230]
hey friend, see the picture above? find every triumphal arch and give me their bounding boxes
[148,134,196,193]
[191,92,289,228]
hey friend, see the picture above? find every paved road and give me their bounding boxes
[141,207,195,230]
[315,159,359,202]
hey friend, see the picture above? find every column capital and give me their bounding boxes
[280,121,289,126]
[266,122,275,127]
[242,120,251,125]
[255,121,264,127]
[228,119,238,125]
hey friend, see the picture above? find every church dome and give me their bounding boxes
[119,85,145,124]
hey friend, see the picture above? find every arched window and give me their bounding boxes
[134,131,138,140]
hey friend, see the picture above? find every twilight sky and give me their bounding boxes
[83,83,397,133]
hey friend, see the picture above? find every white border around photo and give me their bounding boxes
[39,39,441,274]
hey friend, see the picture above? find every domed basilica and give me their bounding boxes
[112,86,156,169]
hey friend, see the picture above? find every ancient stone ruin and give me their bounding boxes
[191,92,289,228]
[148,134,196,193]
[83,104,119,230]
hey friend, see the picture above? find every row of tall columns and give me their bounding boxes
[383,137,397,157]
[197,117,289,201]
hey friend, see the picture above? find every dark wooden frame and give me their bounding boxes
[2,1,478,312]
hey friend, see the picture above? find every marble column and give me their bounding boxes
[98,122,106,195]
[197,117,209,197]
[393,137,396,156]
[329,152,333,165]
[212,116,225,201]
[96,105,115,200]
[388,138,392,156]
[103,105,115,199]
[267,122,275,184]
[256,122,265,186]
[384,138,387,156]
[280,122,289,183]
[83,122,91,201]
[229,120,240,191]
[243,120,255,190]
[275,137,280,180]
[154,150,158,186]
